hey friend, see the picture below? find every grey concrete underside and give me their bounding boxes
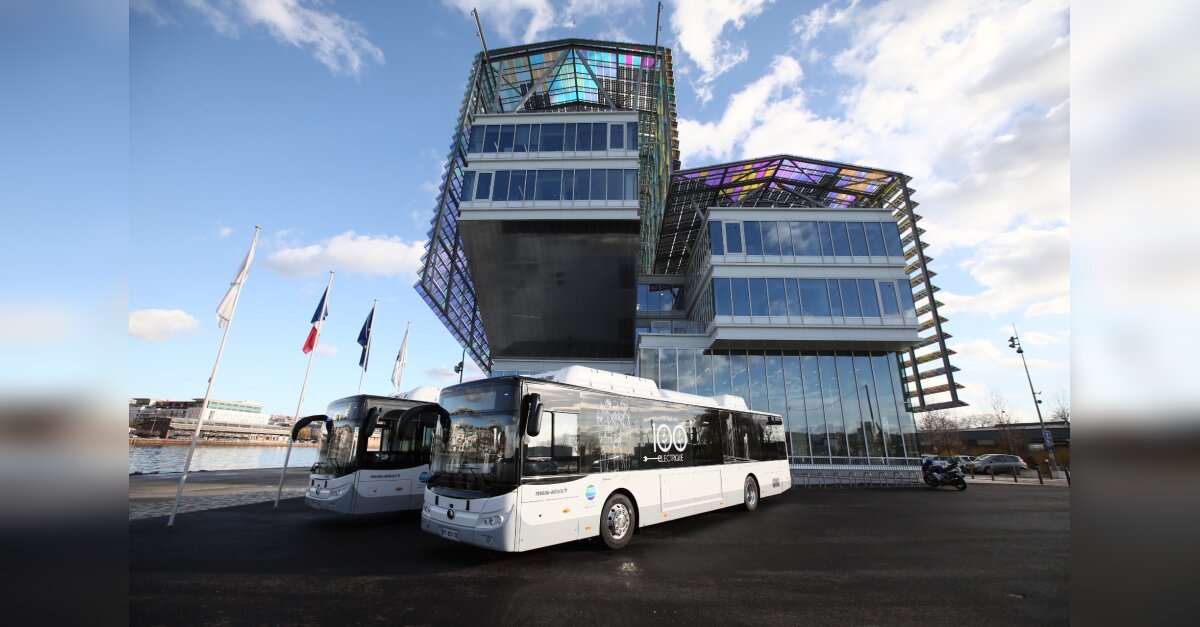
[460,218,640,360]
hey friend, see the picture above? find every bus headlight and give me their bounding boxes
[423,504,431,515]
[478,514,505,528]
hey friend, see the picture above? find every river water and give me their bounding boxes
[129,444,320,474]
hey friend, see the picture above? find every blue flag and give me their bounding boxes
[357,305,375,370]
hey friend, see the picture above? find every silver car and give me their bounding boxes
[973,454,1027,473]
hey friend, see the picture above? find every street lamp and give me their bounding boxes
[1007,325,1060,474]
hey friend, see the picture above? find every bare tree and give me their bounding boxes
[1050,390,1070,423]
[993,410,1028,456]
[918,410,963,455]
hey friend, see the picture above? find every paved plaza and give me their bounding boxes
[130,473,1069,626]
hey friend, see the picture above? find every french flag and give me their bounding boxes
[302,287,330,354]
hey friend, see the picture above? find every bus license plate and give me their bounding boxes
[440,527,458,541]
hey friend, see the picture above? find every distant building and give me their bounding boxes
[183,399,269,427]
[958,420,1070,468]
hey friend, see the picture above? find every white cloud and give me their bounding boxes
[316,344,338,358]
[792,0,858,47]
[424,360,486,384]
[129,309,200,342]
[218,226,233,238]
[670,0,773,103]
[938,225,1069,318]
[441,0,558,43]
[949,338,1063,372]
[265,231,425,278]
[1025,295,1070,318]
[1021,330,1064,346]
[173,0,384,76]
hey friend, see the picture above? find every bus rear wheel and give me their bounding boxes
[600,494,635,550]
[743,476,759,512]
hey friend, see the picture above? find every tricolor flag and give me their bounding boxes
[216,231,258,328]
[302,288,330,354]
[357,303,376,371]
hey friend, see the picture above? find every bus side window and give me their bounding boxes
[691,410,722,466]
[524,411,582,476]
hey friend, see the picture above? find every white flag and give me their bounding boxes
[216,230,258,328]
[391,323,410,391]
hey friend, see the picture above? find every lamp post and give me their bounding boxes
[1007,325,1059,474]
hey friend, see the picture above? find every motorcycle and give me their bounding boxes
[922,460,968,490]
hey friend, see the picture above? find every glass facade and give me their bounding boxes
[639,348,919,465]
[710,277,916,321]
[464,168,639,202]
[467,121,639,154]
[710,219,905,259]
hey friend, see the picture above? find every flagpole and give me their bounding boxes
[168,226,261,527]
[275,270,334,510]
[357,299,378,395]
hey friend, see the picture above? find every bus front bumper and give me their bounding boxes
[421,490,517,552]
[305,482,354,514]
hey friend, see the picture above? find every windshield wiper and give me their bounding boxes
[465,467,493,490]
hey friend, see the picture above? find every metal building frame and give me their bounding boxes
[656,155,966,413]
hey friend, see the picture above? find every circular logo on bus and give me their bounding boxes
[419,471,430,483]
[585,485,596,500]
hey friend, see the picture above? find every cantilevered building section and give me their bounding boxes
[652,155,966,414]
[414,39,678,373]
[416,38,964,478]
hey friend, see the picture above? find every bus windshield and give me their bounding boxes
[314,400,360,478]
[428,380,519,496]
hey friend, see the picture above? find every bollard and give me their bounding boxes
[1065,468,1071,486]
[1013,465,1019,483]
[990,466,995,481]
[970,466,975,479]
[1036,465,1044,485]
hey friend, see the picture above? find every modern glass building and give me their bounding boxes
[416,39,964,482]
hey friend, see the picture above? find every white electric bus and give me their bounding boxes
[301,387,444,515]
[420,366,791,551]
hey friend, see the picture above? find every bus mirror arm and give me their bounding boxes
[526,394,544,437]
[291,414,330,441]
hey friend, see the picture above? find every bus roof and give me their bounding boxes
[503,365,779,417]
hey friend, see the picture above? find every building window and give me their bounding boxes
[475,172,492,200]
[864,222,887,256]
[713,278,732,315]
[879,281,900,316]
[830,222,852,256]
[792,221,820,256]
[627,122,638,150]
[498,124,515,152]
[749,278,769,316]
[534,170,562,201]
[709,221,724,255]
[731,278,751,315]
[725,222,743,254]
[847,222,869,256]
[839,279,862,317]
[744,221,764,255]
[461,171,475,202]
[858,279,881,317]
[760,221,781,256]
[767,278,788,317]
[540,123,564,151]
[800,279,830,316]
[609,123,624,149]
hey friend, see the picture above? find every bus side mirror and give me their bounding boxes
[526,393,544,437]
[439,413,451,445]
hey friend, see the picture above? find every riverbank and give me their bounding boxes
[129,438,319,447]
[128,467,310,520]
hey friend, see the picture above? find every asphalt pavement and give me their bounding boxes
[130,481,1070,626]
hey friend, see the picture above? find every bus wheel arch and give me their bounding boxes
[743,474,760,512]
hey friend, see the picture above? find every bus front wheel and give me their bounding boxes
[743,476,759,512]
[600,493,635,550]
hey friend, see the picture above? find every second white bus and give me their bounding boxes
[420,366,791,551]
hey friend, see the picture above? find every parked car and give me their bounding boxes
[973,454,1027,474]
[953,455,974,466]
[921,455,950,469]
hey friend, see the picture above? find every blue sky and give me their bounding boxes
[114,0,1069,420]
